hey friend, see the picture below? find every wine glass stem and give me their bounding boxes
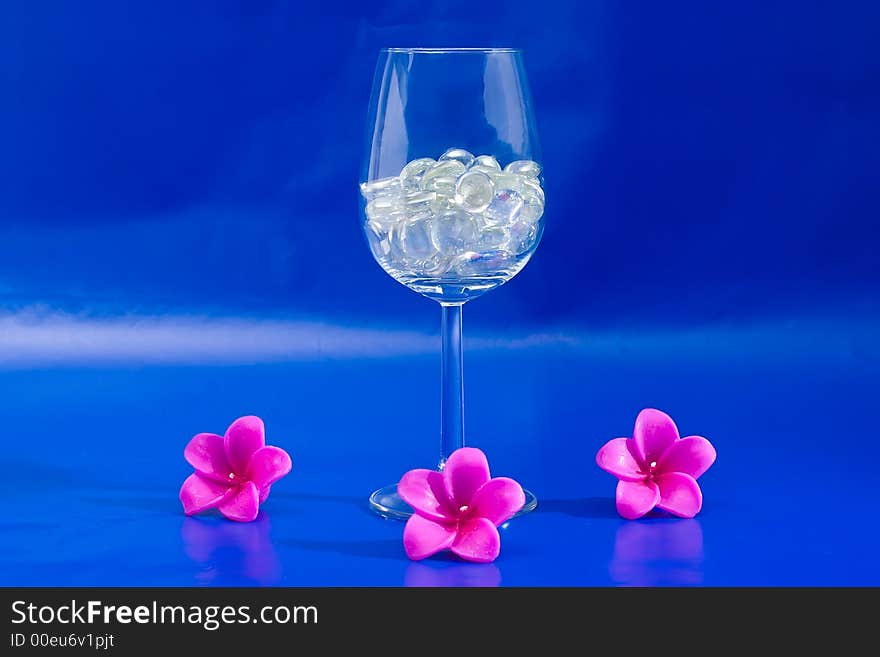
[439,303,465,469]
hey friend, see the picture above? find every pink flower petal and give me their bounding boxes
[443,447,490,507]
[657,435,716,479]
[633,408,679,466]
[469,477,525,526]
[218,481,260,522]
[184,433,232,483]
[616,479,660,519]
[224,416,265,476]
[179,473,231,515]
[596,437,644,482]
[655,472,703,518]
[451,517,501,563]
[402,513,456,560]
[259,486,271,504]
[246,446,292,490]
[398,469,454,523]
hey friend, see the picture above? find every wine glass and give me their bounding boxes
[360,47,544,519]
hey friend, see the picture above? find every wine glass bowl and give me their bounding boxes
[361,48,544,305]
[361,147,545,303]
[361,48,543,518]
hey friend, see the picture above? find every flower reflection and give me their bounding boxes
[181,514,281,585]
[609,519,703,586]
[405,561,502,587]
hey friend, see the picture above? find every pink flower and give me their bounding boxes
[398,447,525,563]
[179,416,292,522]
[596,408,716,520]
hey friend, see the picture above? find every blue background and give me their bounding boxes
[1,1,878,586]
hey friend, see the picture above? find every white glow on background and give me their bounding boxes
[0,308,873,368]
[0,309,576,367]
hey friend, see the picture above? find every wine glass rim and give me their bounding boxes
[381,47,521,54]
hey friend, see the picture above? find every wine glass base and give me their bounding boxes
[368,483,538,521]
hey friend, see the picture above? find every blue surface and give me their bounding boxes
[1,317,878,586]
[1,1,879,586]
